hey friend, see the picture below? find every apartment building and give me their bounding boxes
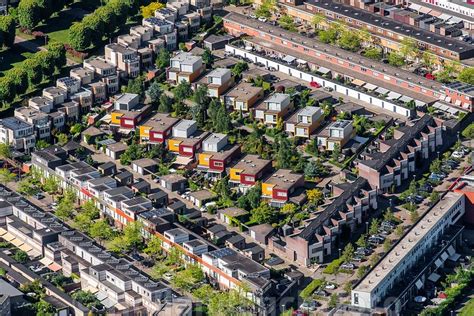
[317,120,355,151]
[229,154,272,191]
[223,12,473,112]
[442,82,474,112]
[105,43,140,78]
[199,68,234,97]
[255,93,292,126]
[223,82,264,112]
[356,115,443,191]
[279,0,474,61]
[285,106,323,138]
[197,133,241,179]
[262,169,305,207]
[14,107,51,141]
[139,113,179,144]
[351,191,465,314]
[280,178,377,265]
[167,52,205,84]
[0,117,35,153]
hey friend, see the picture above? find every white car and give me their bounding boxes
[258,17,267,22]
[163,273,173,281]
[451,151,463,159]
[325,283,336,290]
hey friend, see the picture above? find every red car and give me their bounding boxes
[425,73,436,80]
[292,310,309,316]
[310,81,321,88]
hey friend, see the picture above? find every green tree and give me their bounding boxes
[17,0,42,30]
[338,31,361,51]
[410,210,419,223]
[140,2,165,18]
[13,250,29,263]
[70,123,83,138]
[35,139,49,150]
[147,81,162,106]
[7,67,29,96]
[341,243,354,263]
[231,61,249,77]
[278,15,297,32]
[89,220,113,245]
[400,37,419,60]
[369,253,380,267]
[430,159,442,174]
[311,13,327,29]
[143,235,163,259]
[422,51,436,69]
[395,225,404,238]
[357,265,369,279]
[214,104,232,133]
[18,178,38,196]
[36,299,55,315]
[123,76,145,96]
[462,123,474,139]
[0,144,11,159]
[0,168,15,185]
[68,22,91,51]
[250,202,275,224]
[174,80,192,101]
[71,290,102,309]
[458,67,474,85]
[356,234,367,248]
[369,218,380,235]
[172,264,204,291]
[328,293,338,309]
[319,28,338,44]
[429,191,440,204]
[213,176,232,204]
[191,85,210,127]
[387,52,405,67]
[281,203,297,215]
[0,15,15,48]
[122,221,143,251]
[56,133,68,146]
[202,48,213,67]
[155,48,170,69]
[237,184,261,210]
[158,93,173,113]
[307,188,323,206]
[363,47,382,60]
[55,198,74,220]
[42,176,59,195]
[331,143,341,161]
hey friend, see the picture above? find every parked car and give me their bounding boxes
[34,193,45,200]
[314,289,329,297]
[340,263,355,270]
[250,14,257,19]
[310,81,321,88]
[353,256,365,262]
[371,235,386,241]
[258,17,267,22]
[325,283,337,290]
[163,273,173,281]
[419,183,433,193]
[300,300,319,311]
[323,87,333,92]
[131,253,144,261]
[356,247,372,256]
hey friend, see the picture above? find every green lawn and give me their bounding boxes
[34,10,83,44]
[460,298,474,316]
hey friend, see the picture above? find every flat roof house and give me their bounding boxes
[262,169,305,207]
[197,133,241,179]
[132,158,158,175]
[317,120,355,151]
[105,142,128,160]
[285,106,323,138]
[168,120,209,159]
[167,52,205,84]
[160,174,187,193]
[255,93,292,126]
[138,113,179,144]
[199,68,234,98]
[0,117,35,153]
[223,82,264,112]
[229,154,272,191]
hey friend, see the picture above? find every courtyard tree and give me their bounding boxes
[89,220,113,245]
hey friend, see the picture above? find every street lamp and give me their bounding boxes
[365,221,369,235]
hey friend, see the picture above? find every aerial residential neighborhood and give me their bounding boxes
[0,0,473,315]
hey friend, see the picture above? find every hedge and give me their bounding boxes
[300,278,325,299]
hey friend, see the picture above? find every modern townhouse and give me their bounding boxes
[0,117,36,153]
[223,12,473,112]
[229,154,272,192]
[168,120,209,161]
[163,228,190,250]
[167,52,205,84]
[57,101,81,123]
[138,208,175,239]
[356,115,443,191]
[70,67,95,85]
[105,142,128,160]
[70,88,93,114]
[285,106,323,138]
[28,96,54,113]
[138,113,179,144]
[351,191,465,315]
[442,82,474,112]
[197,68,234,98]
[222,82,264,112]
[56,77,81,97]
[317,120,355,151]
[262,169,305,207]
[83,57,120,95]
[276,178,377,266]
[197,133,241,180]
[255,93,292,126]
[132,158,158,175]
[142,17,178,51]
[105,43,141,78]
[110,95,152,132]
[14,107,51,141]
[278,0,474,61]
